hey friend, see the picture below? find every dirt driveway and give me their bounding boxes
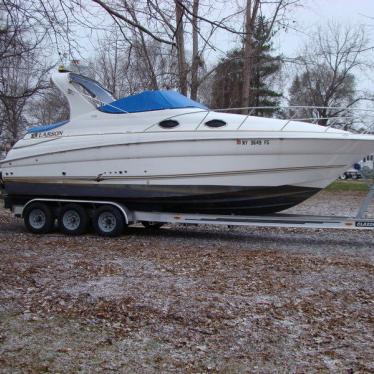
[0,191,373,373]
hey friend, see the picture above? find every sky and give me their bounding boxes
[276,0,374,55]
[203,1,374,51]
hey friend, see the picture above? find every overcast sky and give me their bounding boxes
[277,0,374,55]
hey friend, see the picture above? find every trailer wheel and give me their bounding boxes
[24,202,54,234]
[92,205,125,237]
[59,204,89,236]
[141,221,164,229]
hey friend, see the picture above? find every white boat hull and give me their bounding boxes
[2,135,373,214]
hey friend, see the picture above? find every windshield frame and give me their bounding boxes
[69,73,115,105]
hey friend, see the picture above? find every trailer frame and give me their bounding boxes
[9,183,374,233]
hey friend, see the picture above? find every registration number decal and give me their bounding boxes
[236,139,270,146]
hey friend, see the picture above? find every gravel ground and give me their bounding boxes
[0,190,373,373]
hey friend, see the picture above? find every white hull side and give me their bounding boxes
[2,136,373,190]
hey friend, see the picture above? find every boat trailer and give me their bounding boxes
[7,183,374,235]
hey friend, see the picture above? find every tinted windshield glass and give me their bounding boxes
[69,73,114,104]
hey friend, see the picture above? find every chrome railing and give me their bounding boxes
[142,105,374,134]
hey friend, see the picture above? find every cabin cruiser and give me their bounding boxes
[1,69,374,215]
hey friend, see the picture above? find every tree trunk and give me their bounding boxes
[112,33,118,95]
[190,0,199,100]
[175,0,188,95]
[241,0,259,113]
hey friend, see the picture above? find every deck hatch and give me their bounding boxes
[159,120,179,129]
[205,119,226,128]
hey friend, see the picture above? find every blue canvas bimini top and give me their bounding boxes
[98,90,208,114]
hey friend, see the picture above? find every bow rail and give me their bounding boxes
[143,105,374,134]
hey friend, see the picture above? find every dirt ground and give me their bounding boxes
[0,190,373,373]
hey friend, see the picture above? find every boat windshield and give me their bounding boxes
[69,73,115,105]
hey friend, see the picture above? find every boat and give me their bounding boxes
[1,69,374,215]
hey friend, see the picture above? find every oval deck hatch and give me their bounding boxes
[205,119,226,128]
[159,119,179,129]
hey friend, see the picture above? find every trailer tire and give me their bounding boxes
[141,221,164,229]
[92,205,125,237]
[24,202,54,234]
[59,203,89,236]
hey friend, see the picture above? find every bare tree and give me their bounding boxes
[28,86,69,126]
[190,0,200,100]
[93,27,132,97]
[92,25,178,97]
[0,0,53,148]
[289,23,372,127]
[0,58,51,146]
[175,0,188,95]
[30,0,250,99]
[0,1,47,62]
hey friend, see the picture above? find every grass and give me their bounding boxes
[326,179,372,191]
